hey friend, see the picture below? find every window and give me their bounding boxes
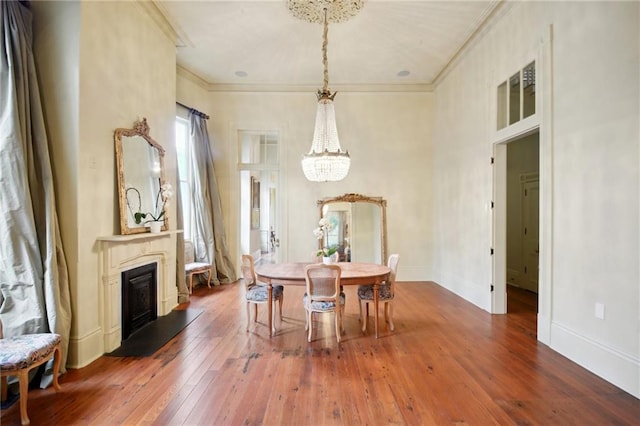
[497,61,536,130]
[238,131,279,166]
[175,117,193,240]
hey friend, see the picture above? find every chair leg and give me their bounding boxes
[307,311,313,342]
[18,369,29,425]
[254,304,258,322]
[189,273,194,294]
[246,301,251,331]
[52,344,62,391]
[1,376,7,402]
[361,301,369,333]
[271,300,277,334]
[278,295,283,320]
[206,269,212,289]
[387,302,395,331]
[335,308,341,343]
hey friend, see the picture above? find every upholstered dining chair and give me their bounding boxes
[303,263,345,343]
[185,240,212,293]
[358,253,400,333]
[0,320,62,425]
[241,254,284,333]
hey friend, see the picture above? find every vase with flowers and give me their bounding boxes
[128,182,173,233]
[313,217,338,264]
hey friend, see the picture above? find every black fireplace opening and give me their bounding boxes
[121,263,158,341]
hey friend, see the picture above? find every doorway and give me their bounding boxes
[505,132,539,316]
[493,130,540,317]
[237,131,280,264]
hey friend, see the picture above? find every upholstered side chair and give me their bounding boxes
[0,320,62,425]
[358,253,400,333]
[241,254,284,333]
[185,239,212,293]
[303,263,345,343]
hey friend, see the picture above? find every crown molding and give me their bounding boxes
[177,66,433,93]
[432,0,512,87]
[135,0,192,47]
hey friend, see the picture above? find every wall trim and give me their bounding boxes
[550,321,639,398]
[67,326,103,369]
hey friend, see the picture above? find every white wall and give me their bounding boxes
[175,86,434,281]
[433,1,639,397]
[33,1,178,367]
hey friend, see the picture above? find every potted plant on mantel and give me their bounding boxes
[130,183,173,233]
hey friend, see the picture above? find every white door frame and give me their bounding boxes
[491,25,553,347]
[229,123,288,272]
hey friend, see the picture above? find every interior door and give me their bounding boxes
[522,180,539,292]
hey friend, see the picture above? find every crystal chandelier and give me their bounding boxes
[289,0,364,182]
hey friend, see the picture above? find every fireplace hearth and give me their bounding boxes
[121,263,158,340]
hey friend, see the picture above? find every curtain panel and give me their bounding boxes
[188,113,236,284]
[0,1,72,387]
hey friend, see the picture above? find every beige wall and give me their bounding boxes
[33,1,178,367]
[433,1,639,396]
[176,85,434,280]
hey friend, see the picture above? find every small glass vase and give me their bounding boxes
[149,221,162,234]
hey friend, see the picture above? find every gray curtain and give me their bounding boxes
[0,1,72,387]
[189,113,236,284]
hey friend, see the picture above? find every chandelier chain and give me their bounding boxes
[322,8,329,93]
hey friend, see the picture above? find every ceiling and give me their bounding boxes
[156,0,501,91]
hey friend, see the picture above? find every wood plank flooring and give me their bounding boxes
[3,282,638,425]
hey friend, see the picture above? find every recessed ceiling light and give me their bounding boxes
[235,70,248,77]
[397,70,410,77]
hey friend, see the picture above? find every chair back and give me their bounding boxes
[185,240,195,264]
[241,254,257,290]
[305,264,341,302]
[387,253,400,293]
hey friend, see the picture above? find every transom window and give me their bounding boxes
[497,61,535,130]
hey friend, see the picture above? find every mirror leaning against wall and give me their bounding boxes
[318,193,387,264]
[114,118,169,234]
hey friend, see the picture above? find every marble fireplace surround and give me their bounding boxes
[97,231,180,352]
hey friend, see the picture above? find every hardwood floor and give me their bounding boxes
[3,282,638,425]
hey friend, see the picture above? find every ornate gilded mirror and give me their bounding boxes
[115,118,169,234]
[318,193,387,264]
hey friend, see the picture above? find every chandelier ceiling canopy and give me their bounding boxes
[289,0,364,182]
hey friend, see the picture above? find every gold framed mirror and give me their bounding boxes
[318,193,387,264]
[115,118,169,234]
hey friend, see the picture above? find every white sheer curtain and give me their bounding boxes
[0,1,72,387]
[175,166,189,303]
[188,113,236,284]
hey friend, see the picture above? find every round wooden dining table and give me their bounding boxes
[255,262,391,338]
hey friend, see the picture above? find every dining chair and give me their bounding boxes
[184,240,212,293]
[241,254,283,333]
[358,253,400,333]
[303,263,345,342]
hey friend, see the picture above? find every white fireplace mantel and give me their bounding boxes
[97,230,181,352]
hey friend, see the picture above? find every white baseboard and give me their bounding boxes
[67,327,104,369]
[550,321,639,398]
